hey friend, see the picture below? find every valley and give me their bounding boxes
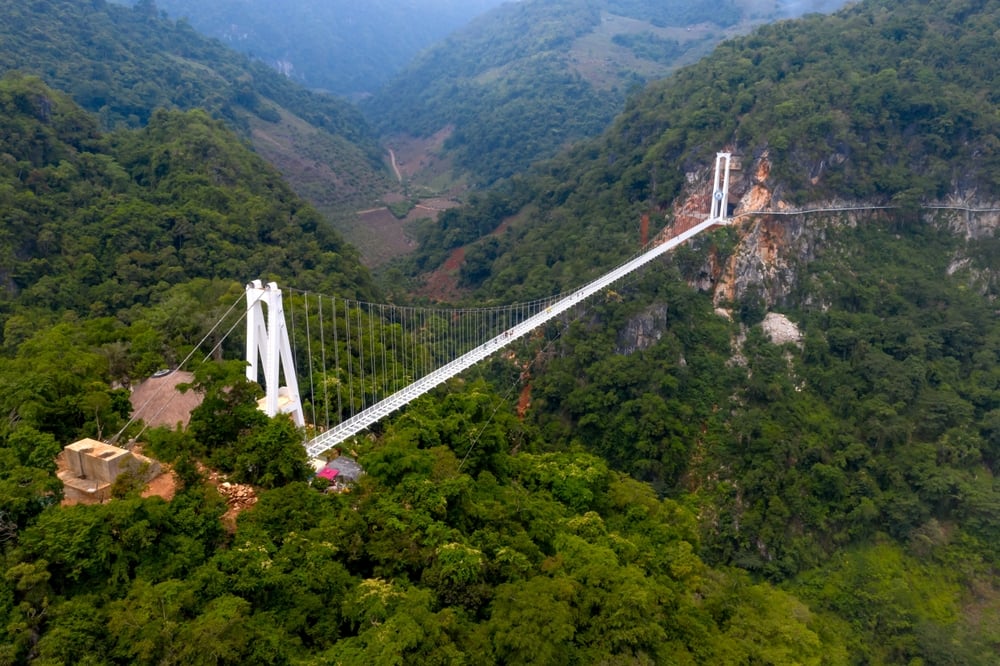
[1,0,999,663]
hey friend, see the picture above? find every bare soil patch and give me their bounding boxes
[130,370,202,430]
[352,207,418,266]
[141,467,178,502]
[413,206,529,301]
[415,198,460,213]
[416,246,469,302]
[349,196,464,268]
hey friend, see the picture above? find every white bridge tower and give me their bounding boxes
[245,280,305,427]
[710,152,733,223]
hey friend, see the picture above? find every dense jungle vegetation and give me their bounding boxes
[0,74,374,449]
[0,75,373,317]
[0,0,389,211]
[0,0,369,139]
[3,211,999,663]
[2,0,1000,663]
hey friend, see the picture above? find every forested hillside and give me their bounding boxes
[0,75,372,317]
[0,374,858,663]
[0,73,374,445]
[0,76,863,660]
[2,0,1000,663]
[114,0,506,97]
[364,0,851,187]
[0,0,391,211]
[412,0,1000,295]
[386,0,1000,660]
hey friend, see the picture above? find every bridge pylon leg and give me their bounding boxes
[245,280,305,427]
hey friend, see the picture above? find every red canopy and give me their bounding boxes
[317,467,339,481]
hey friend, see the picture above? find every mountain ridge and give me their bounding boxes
[116,0,508,97]
[0,0,393,213]
[364,0,855,189]
[1,1,999,663]
[405,0,999,302]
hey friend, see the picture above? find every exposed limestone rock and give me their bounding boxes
[736,152,774,216]
[940,199,1000,239]
[942,204,1000,297]
[760,312,803,346]
[718,197,914,309]
[887,203,995,298]
[617,303,668,355]
[729,329,748,368]
[665,151,999,342]
[713,215,825,308]
[947,257,971,275]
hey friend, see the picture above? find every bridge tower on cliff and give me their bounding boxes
[710,152,733,222]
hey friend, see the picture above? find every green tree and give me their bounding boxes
[232,415,310,488]
[486,576,577,665]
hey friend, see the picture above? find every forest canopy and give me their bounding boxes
[2,0,1000,663]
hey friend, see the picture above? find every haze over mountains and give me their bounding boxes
[410,0,1000,299]
[43,0,860,263]
[119,0,856,191]
[2,0,1000,663]
[114,0,508,97]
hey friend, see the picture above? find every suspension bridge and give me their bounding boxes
[238,157,1000,460]
[239,153,738,459]
[120,151,997,458]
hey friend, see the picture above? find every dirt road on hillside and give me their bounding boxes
[388,148,402,183]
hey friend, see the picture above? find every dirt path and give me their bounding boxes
[388,148,402,183]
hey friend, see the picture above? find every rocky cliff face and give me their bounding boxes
[615,151,999,353]
[615,303,668,355]
[670,150,1000,311]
